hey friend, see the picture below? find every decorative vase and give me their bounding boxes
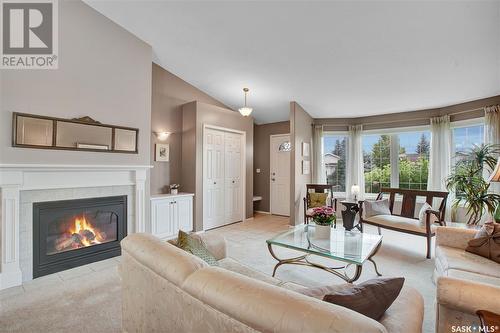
[171,189,178,195]
[314,224,331,239]
[494,204,500,223]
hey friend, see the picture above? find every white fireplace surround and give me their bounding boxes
[0,164,151,290]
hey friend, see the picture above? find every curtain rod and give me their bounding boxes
[318,107,485,127]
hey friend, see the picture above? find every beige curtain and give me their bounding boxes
[485,105,500,194]
[312,125,325,183]
[428,115,453,220]
[346,125,365,200]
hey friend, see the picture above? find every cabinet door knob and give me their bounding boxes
[272,178,276,181]
[214,181,217,184]
[232,180,235,183]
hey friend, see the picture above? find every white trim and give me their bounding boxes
[269,133,291,216]
[202,124,247,230]
[450,117,485,129]
[254,210,271,215]
[323,130,349,136]
[362,125,430,135]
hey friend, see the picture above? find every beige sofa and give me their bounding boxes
[120,233,424,333]
[434,227,500,333]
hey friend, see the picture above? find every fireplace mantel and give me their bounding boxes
[0,164,152,290]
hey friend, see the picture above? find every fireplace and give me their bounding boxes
[33,195,127,278]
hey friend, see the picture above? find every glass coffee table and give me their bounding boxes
[266,224,383,283]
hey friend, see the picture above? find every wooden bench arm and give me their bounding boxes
[426,208,446,226]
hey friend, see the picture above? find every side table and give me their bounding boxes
[340,200,361,231]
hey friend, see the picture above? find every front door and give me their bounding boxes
[270,134,291,216]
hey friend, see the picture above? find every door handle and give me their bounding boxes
[271,178,276,181]
[232,180,235,184]
[272,172,275,176]
[214,181,217,184]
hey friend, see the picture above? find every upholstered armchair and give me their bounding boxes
[303,184,337,227]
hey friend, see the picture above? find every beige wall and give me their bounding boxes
[253,121,290,212]
[290,102,313,226]
[1,0,152,166]
[151,63,228,194]
[182,102,254,231]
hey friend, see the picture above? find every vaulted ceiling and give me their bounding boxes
[85,1,500,124]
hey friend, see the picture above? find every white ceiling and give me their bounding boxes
[85,1,500,124]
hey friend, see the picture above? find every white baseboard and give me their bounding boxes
[254,210,271,214]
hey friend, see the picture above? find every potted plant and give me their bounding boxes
[311,206,336,238]
[169,184,180,195]
[446,144,500,225]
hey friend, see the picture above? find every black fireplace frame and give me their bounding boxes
[33,195,127,278]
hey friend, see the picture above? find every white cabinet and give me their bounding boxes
[151,193,193,239]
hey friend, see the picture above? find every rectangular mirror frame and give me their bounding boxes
[12,112,139,154]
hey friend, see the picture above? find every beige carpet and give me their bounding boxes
[0,214,437,333]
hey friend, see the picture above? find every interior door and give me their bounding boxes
[224,132,243,223]
[270,134,291,216]
[203,129,225,229]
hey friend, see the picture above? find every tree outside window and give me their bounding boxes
[323,135,347,192]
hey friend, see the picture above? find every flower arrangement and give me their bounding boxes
[311,206,336,226]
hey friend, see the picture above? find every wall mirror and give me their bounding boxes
[13,112,139,153]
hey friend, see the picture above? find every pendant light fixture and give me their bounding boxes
[238,88,253,117]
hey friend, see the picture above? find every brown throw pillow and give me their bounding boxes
[466,222,500,264]
[303,277,404,320]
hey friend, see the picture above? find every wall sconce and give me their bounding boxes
[155,132,170,141]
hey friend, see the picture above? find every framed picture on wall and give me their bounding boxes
[302,142,310,157]
[155,143,169,162]
[302,160,310,175]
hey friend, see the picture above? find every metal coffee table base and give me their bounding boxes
[267,242,382,283]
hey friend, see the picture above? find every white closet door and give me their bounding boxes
[203,129,225,229]
[224,132,243,223]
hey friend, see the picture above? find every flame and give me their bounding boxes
[69,216,104,246]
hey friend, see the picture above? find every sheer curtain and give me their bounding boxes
[346,125,365,200]
[428,115,452,219]
[485,105,500,194]
[312,124,325,183]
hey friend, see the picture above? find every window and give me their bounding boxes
[363,134,392,193]
[363,130,431,194]
[451,123,485,197]
[452,124,484,156]
[398,131,430,190]
[323,134,347,192]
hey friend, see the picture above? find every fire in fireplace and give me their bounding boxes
[49,213,117,255]
[33,196,127,278]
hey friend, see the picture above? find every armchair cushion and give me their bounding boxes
[365,214,436,234]
[309,192,328,208]
[436,245,500,282]
[435,226,477,250]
